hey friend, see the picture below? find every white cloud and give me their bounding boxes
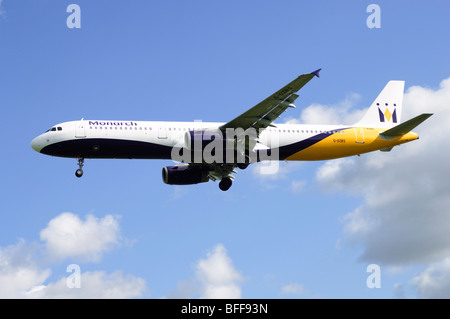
[0,240,51,298]
[28,271,147,299]
[165,279,199,299]
[410,258,450,298]
[196,244,243,299]
[0,212,147,298]
[281,282,309,296]
[167,244,244,299]
[307,77,450,297]
[40,212,121,263]
[314,77,450,266]
[285,92,365,125]
[316,158,356,191]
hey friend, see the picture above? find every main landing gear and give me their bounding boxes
[219,177,232,191]
[75,158,84,178]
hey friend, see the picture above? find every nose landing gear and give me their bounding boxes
[75,158,84,178]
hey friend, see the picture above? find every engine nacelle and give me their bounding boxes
[162,164,209,185]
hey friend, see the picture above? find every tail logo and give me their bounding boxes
[378,105,397,123]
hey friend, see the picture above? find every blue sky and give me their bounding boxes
[1,1,449,298]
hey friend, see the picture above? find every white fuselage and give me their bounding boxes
[31,119,416,162]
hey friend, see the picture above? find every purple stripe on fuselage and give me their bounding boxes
[274,128,350,160]
[40,129,349,161]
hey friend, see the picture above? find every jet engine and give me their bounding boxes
[162,164,209,185]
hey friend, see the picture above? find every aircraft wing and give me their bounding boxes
[219,69,321,132]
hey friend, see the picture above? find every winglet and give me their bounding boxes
[311,68,321,78]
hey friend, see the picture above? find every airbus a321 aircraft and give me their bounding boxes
[31,69,432,191]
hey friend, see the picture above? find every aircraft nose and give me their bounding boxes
[31,135,44,153]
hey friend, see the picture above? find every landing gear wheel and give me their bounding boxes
[75,157,84,178]
[237,163,249,170]
[219,177,232,191]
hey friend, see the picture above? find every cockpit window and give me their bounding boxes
[45,127,63,133]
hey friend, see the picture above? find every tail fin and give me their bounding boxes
[356,81,405,129]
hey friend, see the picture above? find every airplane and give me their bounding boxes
[31,69,432,191]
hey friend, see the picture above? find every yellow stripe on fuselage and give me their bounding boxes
[285,127,418,161]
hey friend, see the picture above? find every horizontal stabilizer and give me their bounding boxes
[379,113,433,139]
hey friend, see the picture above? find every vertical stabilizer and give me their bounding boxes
[356,81,405,129]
